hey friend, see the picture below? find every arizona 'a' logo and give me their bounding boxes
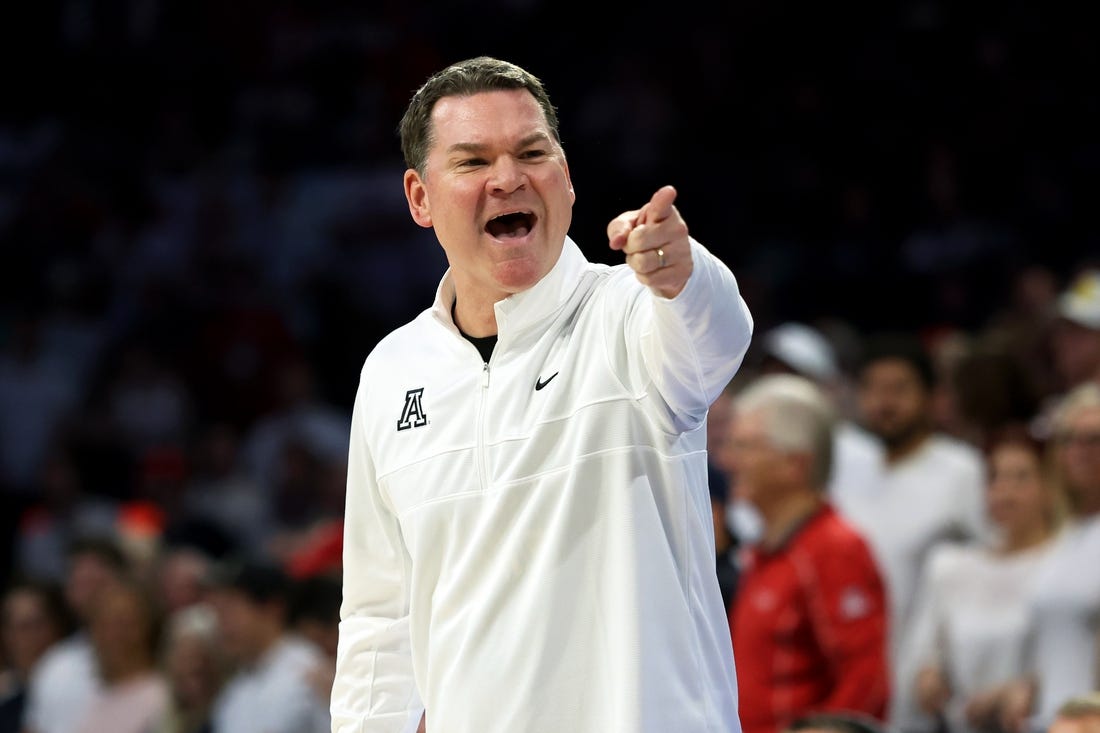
[397,388,428,431]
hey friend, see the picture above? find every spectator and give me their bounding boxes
[909,427,1063,733]
[1001,382,1100,733]
[154,603,227,733]
[75,579,169,733]
[728,373,889,733]
[149,544,213,616]
[1049,269,1100,394]
[206,556,329,733]
[754,321,884,500]
[1031,268,1100,441]
[0,579,72,733]
[288,573,341,727]
[1046,693,1100,733]
[829,333,990,733]
[22,535,130,733]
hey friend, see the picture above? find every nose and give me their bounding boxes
[488,156,527,194]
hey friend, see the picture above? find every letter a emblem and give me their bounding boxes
[397,388,428,431]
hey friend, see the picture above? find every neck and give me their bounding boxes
[1000,523,1052,554]
[885,429,930,465]
[453,298,497,338]
[760,491,823,549]
[103,654,153,685]
[715,528,732,554]
[1074,486,1100,518]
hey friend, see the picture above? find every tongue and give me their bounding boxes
[489,221,529,238]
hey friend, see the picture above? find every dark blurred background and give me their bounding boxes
[0,0,1097,586]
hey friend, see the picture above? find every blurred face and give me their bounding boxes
[1048,713,1100,733]
[158,551,209,614]
[209,589,267,663]
[727,409,790,514]
[859,358,930,448]
[1057,405,1100,510]
[404,89,575,313]
[1,589,64,676]
[986,443,1049,537]
[90,586,153,676]
[166,633,222,709]
[66,553,122,622]
[1051,320,1100,388]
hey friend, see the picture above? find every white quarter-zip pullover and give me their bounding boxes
[332,236,753,733]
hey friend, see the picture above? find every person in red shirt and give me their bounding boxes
[727,373,890,733]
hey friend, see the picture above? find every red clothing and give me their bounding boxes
[730,503,889,733]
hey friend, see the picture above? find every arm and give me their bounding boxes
[907,546,954,717]
[607,186,754,424]
[800,534,890,719]
[330,376,422,733]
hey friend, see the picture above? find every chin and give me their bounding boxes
[494,259,548,293]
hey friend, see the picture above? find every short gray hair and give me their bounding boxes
[735,373,837,488]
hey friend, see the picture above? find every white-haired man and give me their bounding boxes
[727,374,889,733]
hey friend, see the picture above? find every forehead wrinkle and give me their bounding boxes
[445,131,552,156]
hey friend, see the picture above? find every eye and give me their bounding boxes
[458,157,487,168]
[519,148,547,160]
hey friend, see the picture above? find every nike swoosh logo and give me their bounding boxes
[535,372,559,391]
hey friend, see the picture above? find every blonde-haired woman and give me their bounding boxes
[1001,382,1100,733]
[911,424,1064,733]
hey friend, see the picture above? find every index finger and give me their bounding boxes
[638,185,678,225]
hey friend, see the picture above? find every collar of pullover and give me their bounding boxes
[430,236,589,341]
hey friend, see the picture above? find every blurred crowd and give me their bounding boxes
[1,1,1098,733]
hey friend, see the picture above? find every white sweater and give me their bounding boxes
[331,236,753,733]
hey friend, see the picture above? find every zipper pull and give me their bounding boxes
[482,362,490,388]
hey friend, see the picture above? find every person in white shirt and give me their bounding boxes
[1001,382,1100,733]
[332,56,753,733]
[75,579,169,733]
[22,536,130,733]
[828,333,990,733]
[208,558,330,733]
[909,427,1063,733]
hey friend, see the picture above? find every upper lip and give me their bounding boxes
[485,208,535,223]
[484,208,538,237]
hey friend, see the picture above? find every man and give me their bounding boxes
[1051,268,1100,393]
[22,535,129,733]
[208,557,330,733]
[727,374,889,733]
[828,333,988,733]
[332,56,753,733]
[1031,268,1100,440]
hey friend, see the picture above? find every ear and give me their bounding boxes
[785,451,814,486]
[564,157,576,205]
[404,169,433,228]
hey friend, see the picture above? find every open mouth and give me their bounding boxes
[486,211,536,239]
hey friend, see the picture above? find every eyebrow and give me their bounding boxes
[446,132,552,156]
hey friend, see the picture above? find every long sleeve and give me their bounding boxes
[331,376,422,733]
[622,238,753,429]
[800,530,891,719]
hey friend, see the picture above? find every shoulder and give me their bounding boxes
[923,541,981,584]
[926,434,984,469]
[801,507,878,564]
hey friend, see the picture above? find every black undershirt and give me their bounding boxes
[453,301,497,362]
